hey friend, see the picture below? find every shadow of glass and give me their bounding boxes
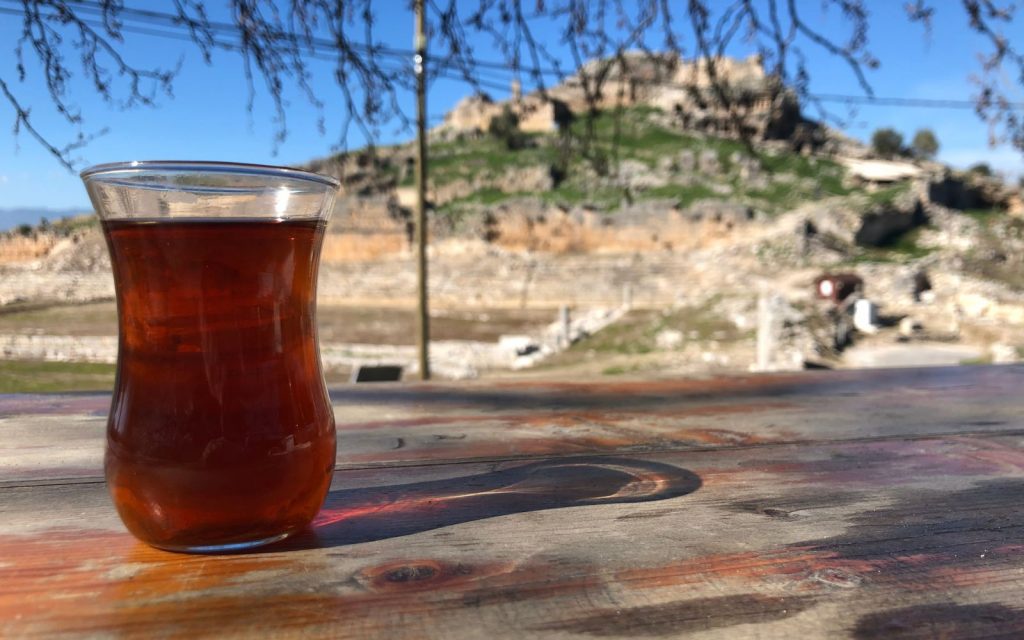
[328,365,990,414]
[283,456,701,549]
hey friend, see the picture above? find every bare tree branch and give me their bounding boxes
[3,0,1024,171]
[0,75,103,170]
[960,0,1024,150]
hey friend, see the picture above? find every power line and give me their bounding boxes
[808,94,985,109]
[431,63,1018,112]
[55,0,415,62]
[0,5,413,74]
[427,58,1019,110]
[3,0,1021,111]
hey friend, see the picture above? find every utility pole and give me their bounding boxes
[413,0,431,380]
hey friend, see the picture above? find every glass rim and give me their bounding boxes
[80,160,340,189]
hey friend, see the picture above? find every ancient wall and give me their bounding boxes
[442,94,503,132]
[437,53,787,142]
[317,250,750,309]
[516,99,560,133]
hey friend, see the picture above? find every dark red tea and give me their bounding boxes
[102,218,336,550]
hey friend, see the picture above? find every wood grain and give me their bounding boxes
[3,366,1024,638]
[4,365,1024,483]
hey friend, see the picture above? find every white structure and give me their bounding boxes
[838,158,922,184]
[852,299,879,334]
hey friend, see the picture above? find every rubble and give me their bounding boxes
[655,329,684,350]
[899,317,923,338]
[990,343,1019,364]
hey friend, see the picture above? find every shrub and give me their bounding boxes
[911,129,939,159]
[969,162,993,177]
[487,106,527,150]
[871,127,904,159]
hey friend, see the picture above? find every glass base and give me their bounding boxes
[151,531,292,554]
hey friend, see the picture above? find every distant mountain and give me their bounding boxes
[0,207,92,232]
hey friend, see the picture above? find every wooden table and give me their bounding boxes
[3,365,1024,638]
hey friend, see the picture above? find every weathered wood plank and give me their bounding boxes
[3,431,1024,638]
[4,365,1024,484]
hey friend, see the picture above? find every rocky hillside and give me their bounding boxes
[292,106,1017,257]
[3,97,1024,378]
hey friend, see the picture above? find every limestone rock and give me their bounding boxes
[899,317,923,338]
[685,200,756,224]
[655,329,684,350]
[991,343,1019,364]
[618,159,666,189]
[698,149,721,175]
[676,150,696,174]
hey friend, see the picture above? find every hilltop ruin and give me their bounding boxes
[439,53,809,146]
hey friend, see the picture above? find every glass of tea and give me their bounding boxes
[81,161,339,553]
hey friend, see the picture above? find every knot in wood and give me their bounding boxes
[357,559,478,593]
[811,567,862,589]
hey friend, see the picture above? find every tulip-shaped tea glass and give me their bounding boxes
[82,161,338,552]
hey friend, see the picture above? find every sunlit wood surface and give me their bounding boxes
[3,365,1024,638]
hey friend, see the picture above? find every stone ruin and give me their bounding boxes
[438,52,813,146]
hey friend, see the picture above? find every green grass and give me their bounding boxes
[960,355,994,366]
[959,208,1024,291]
[0,302,117,336]
[640,184,717,207]
[865,183,911,206]
[963,208,1002,224]
[571,108,749,169]
[540,183,588,206]
[472,187,514,205]
[884,226,933,258]
[600,363,649,376]
[568,300,740,357]
[437,186,531,216]
[428,135,551,187]
[423,105,864,216]
[538,183,628,210]
[571,311,656,356]
[3,213,98,239]
[49,214,98,235]
[0,360,115,393]
[757,152,850,196]
[564,110,856,211]
[744,181,797,209]
[535,299,745,372]
[441,181,628,213]
[430,108,742,183]
[581,121,744,170]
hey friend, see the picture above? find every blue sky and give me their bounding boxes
[0,0,1022,213]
